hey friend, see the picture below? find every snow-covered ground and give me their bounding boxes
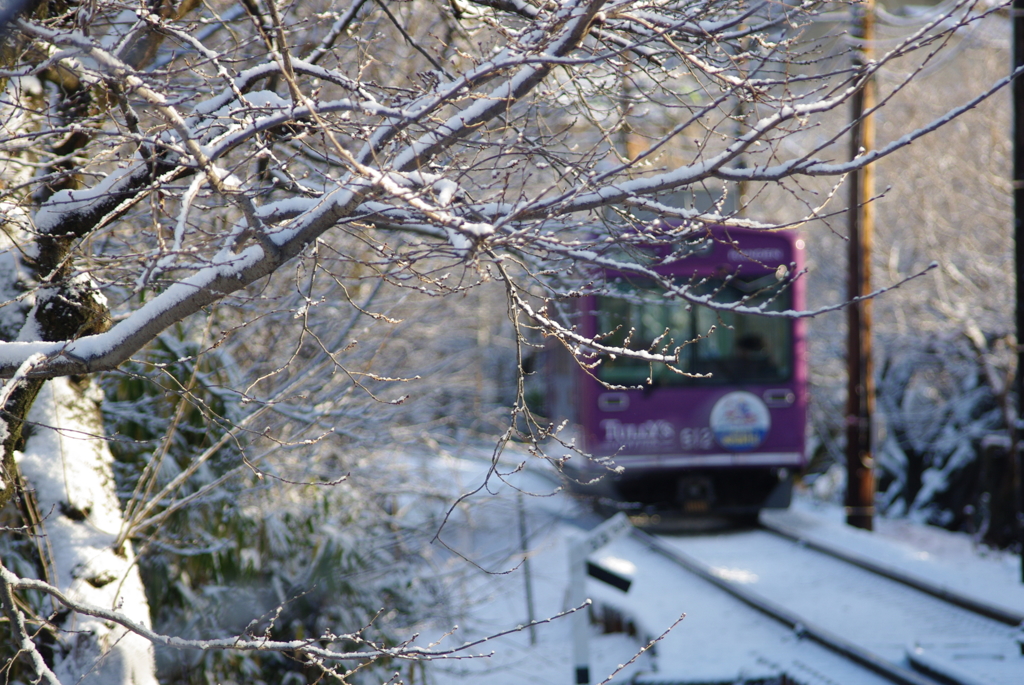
[413,448,1024,685]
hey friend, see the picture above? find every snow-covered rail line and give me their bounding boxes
[759,518,1024,627]
[632,528,940,685]
[625,523,1022,685]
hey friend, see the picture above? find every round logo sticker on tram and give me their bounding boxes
[709,391,771,452]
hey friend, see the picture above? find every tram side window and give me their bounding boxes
[596,278,792,386]
[596,292,696,385]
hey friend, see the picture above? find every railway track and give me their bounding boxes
[759,517,1024,628]
[624,522,1022,685]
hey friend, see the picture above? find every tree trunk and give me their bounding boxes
[0,217,159,684]
[17,378,158,684]
[0,12,162,671]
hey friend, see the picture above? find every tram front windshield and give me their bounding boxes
[596,276,792,386]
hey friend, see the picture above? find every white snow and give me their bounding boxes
[69,245,265,361]
[257,196,320,221]
[16,378,158,685]
[403,447,1024,685]
[33,165,139,233]
[434,178,460,206]
[775,496,1024,617]
[444,227,474,253]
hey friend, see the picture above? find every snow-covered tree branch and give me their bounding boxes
[0,560,589,663]
[0,0,1007,382]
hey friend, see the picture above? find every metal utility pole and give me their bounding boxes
[846,0,876,531]
[1012,0,1024,582]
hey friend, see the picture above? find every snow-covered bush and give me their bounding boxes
[100,276,490,682]
[875,331,1014,545]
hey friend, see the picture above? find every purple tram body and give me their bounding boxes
[550,226,808,515]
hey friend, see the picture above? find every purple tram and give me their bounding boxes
[549,226,808,516]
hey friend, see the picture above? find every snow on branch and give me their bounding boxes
[0,563,61,685]
[0,560,589,665]
[0,0,1000,383]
